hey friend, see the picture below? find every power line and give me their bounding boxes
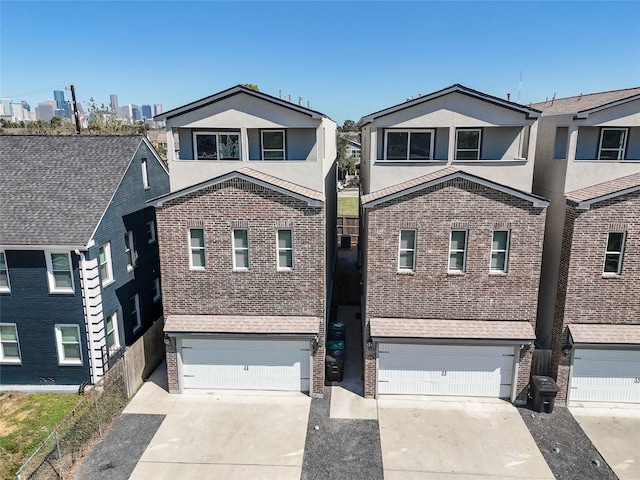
[1,84,68,99]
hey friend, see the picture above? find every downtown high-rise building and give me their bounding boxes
[154,103,162,116]
[141,104,152,119]
[53,90,65,109]
[110,94,119,115]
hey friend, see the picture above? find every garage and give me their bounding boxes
[569,348,640,404]
[180,337,311,392]
[377,343,515,398]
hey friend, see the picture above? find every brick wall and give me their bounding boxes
[363,178,546,398]
[156,178,327,393]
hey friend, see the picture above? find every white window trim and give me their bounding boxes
[455,128,482,161]
[99,242,115,286]
[261,130,286,161]
[398,229,416,272]
[189,228,206,270]
[147,220,156,244]
[0,323,21,363]
[448,230,468,273]
[232,229,250,271]
[192,131,241,161]
[54,324,83,366]
[153,278,161,302]
[125,231,136,272]
[603,231,626,276]
[131,294,142,332]
[45,251,75,294]
[105,312,120,351]
[0,251,10,293]
[141,157,150,189]
[277,229,294,270]
[490,230,510,273]
[598,128,628,161]
[383,129,435,161]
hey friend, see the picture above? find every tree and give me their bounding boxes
[338,119,358,132]
[242,83,260,91]
[336,133,356,181]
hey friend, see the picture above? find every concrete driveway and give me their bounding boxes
[125,367,311,480]
[570,405,640,480]
[378,396,554,480]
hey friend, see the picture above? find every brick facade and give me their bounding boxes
[552,191,640,402]
[156,177,327,395]
[363,178,547,399]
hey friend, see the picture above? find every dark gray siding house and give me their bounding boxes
[0,135,169,389]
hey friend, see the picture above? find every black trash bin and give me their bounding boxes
[328,322,346,341]
[326,340,345,361]
[325,355,344,382]
[530,375,559,413]
[341,234,351,249]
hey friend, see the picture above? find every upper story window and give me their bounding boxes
[152,278,161,302]
[598,128,627,160]
[277,229,294,270]
[384,130,434,160]
[398,229,416,272]
[194,132,240,160]
[490,230,510,273]
[141,158,149,189]
[0,323,21,363]
[54,324,82,365]
[99,242,114,286]
[0,251,10,293]
[131,294,142,332]
[46,252,74,293]
[189,228,206,269]
[604,231,625,275]
[105,313,120,351]
[147,220,156,244]
[233,229,250,270]
[455,129,482,160]
[125,231,136,271]
[448,230,468,272]
[262,130,286,160]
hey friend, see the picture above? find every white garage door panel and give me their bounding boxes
[181,338,310,392]
[570,349,640,403]
[378,344,514,398]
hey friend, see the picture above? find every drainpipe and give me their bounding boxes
[78,250,99,384]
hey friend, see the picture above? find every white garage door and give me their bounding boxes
[569,348,640,403]
[181,338,310,392]
[378,343,515,398]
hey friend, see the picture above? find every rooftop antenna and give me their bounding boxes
[517,71,522,102]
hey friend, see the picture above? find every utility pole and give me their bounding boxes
[71,84,81,134]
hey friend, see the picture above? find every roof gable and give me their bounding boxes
[359,84,540,125]
[0,135,149,247]
[151,167,324,207]
[361,167,548,208]
[156,85,328,122]
[566,172,640,209]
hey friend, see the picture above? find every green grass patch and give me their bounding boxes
[0,392,80,480]
[338,197,359,216]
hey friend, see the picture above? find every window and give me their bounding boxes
[384,130,434,160]
[141,158,149,189]
[233,229,250,270]
[604,232,625,275]
[398,229,416,271]
[189,228,206,269]
[553,127,568,160]
[55,324,82,365]
[0,252,10,292]
[152,278,161,302]
[194,132,240,160]
[277,229,293,269]
[449,230,468,272]
[147,220,156,243]
[46,252,74,293]
[131,294,141,332]
[0,324,21,363]
[490,230,510,273]
[598,128,627,160]
[455,129,482,160]
[99,242,114,285]
[125,231,136,271]
[105,313,119,350]
[262,130,286,160]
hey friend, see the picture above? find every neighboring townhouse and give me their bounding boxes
[531,88,640,404]
[0,135,169,388]
[152,85,337,396]
[358,85,548,403]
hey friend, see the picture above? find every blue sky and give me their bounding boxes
[1,1,639,125]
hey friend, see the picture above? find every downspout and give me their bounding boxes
[78,250,99,384]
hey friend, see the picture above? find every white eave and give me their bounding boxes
[574,94,640,119]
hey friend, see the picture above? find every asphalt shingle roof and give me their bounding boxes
[164,314,321,335]
[568,324,640,345]
[566,172,640,205]
[531,87,640,115]
[0,135,144,247]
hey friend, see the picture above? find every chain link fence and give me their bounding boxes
[16,360,129,480]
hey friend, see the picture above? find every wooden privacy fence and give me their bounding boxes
[338,216,359,247]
